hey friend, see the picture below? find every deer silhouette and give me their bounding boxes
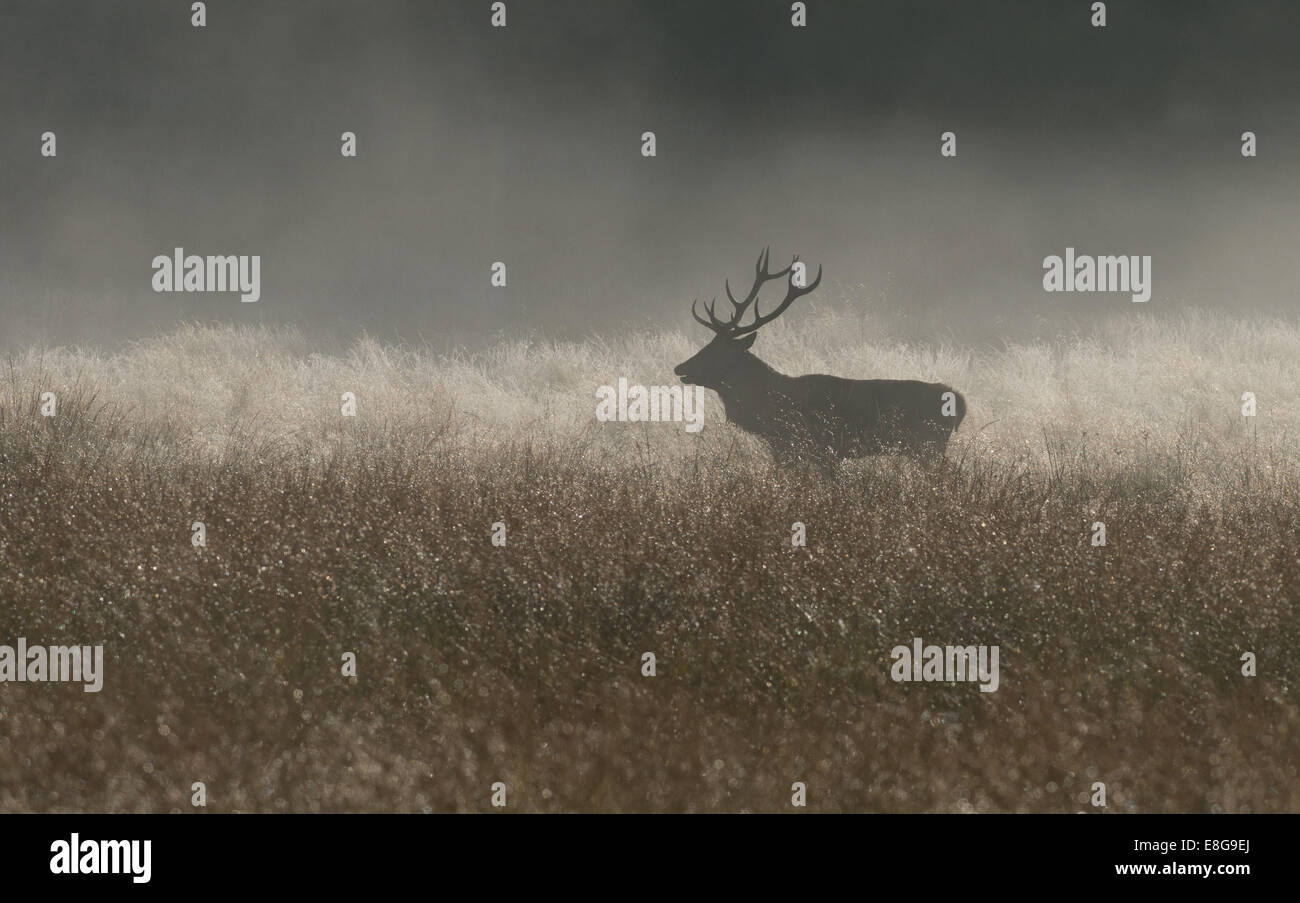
[675,248,966,470]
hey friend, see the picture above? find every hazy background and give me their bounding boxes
[2,0,1298,351]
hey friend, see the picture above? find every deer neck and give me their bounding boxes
[716,353,793,422]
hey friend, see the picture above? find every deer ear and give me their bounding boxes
[736,332,757,350]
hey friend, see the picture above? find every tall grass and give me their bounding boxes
[0,310,1296,812]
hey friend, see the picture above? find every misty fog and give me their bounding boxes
[2,0,1298,351]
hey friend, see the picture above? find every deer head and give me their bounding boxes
[674,247,822,390]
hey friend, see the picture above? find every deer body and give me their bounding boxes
[676,248,967,468]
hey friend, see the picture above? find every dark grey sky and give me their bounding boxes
[2,0,1298,349]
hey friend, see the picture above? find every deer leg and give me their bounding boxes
[908,438,949,471]
[769,445,799,469]
[800,444,841,479]
[813,454,841,480]
[768,440,838,478]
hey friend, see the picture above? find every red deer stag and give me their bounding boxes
[674,248,966,470]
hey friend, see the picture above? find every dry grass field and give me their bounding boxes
[0,308,1297,812]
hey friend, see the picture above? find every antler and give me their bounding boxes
[690,296,730,333]
[722,246,792,327]
[690,247,822,336]
[730,254,822,336]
